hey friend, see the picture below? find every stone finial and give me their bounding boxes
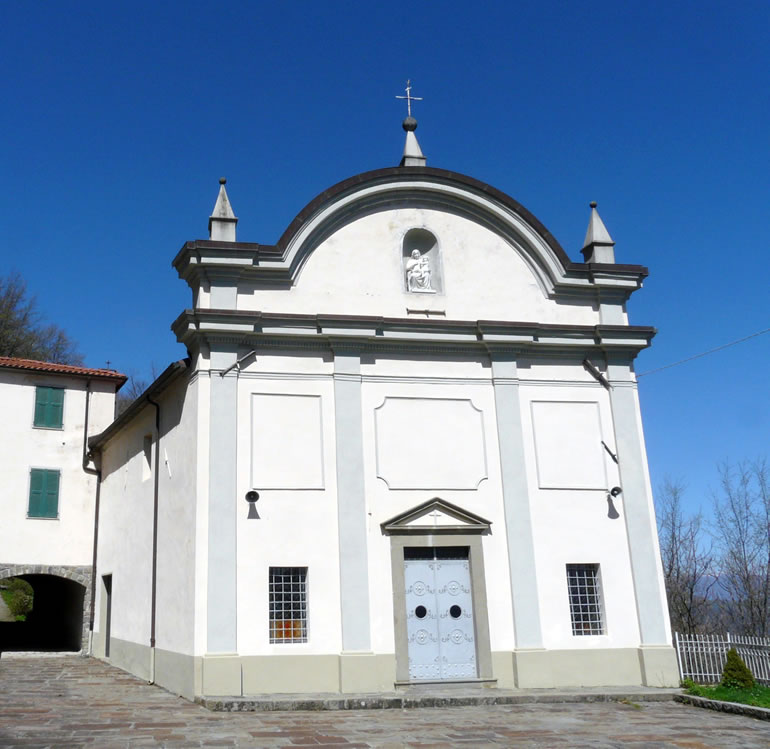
[208,178,238,242]
[581,201,615,264]
[400,117,426,167]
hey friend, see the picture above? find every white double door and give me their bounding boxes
[404,549,477,680]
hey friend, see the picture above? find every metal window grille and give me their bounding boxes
[566,563,605,636]
[269,567,307,643]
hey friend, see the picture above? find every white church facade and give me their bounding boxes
[87,117,679,698]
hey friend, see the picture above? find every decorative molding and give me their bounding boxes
[192,367,607,390]
[374,396,488,490]
[172,309,655,361]
[381,498,492,535]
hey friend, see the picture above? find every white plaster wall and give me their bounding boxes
[193,368,211,656]
[360,356,515,654]
[518,382,641,649]
[226,350,641,659]
[517,357,602,385]
[0,372,117,567]
[237,208,599,325]
[93,406,156,646]
[235,354,342,656]
[154,376,198,656]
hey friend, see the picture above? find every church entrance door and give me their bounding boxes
[404,547,477,681]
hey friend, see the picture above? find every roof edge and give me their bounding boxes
[88,359,190,451]
[0,357,127,385]
[274,166,574,268]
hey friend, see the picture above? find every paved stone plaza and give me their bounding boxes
[0,656,768,748]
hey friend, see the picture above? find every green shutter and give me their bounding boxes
[28,469,59,518]
[34,388,49,426]
[28,469,46,516]
[44,471,60,517]
[34,387,64,428]
[49,388,64,427]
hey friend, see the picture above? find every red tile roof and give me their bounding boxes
[0,357,127,383]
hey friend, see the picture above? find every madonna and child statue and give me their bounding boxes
[405,249,434,293]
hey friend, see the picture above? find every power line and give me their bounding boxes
[637,326,770,378]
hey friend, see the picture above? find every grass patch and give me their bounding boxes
[683,679,770,709]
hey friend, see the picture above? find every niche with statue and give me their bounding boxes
[402,228,443,294]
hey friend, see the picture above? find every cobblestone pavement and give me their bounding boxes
[1,656,769,748]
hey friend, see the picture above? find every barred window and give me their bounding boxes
[269,567,307,643]
[566,564,605,636]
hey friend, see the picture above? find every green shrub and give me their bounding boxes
[720,648,755,690]
[2,578,34,621]
[8,591,33,619]
[6,577,33,596]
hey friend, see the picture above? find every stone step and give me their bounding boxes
[198,686,682,712]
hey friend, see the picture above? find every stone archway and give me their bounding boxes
[0,564,92,651]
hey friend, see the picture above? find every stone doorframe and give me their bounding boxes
[0,563,92,651]
[381,498,494,684]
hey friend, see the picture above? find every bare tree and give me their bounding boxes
[711,460,770,636]
[115,364,160,415]
[0,273,82,364]
[656,478,714,634]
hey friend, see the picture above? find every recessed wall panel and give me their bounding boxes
[531,400,606,490]
[374,397,487,490]
[250,393,324,489]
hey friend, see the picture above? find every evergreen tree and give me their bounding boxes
[720,648,755,690]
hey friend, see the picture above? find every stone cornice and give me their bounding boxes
[171,308,655,358]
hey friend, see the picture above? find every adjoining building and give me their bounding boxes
[86,117,679,698]
[0,357,125,651]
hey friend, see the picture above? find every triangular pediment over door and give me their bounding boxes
[380,498,492,535]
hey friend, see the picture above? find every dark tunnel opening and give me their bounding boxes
[0,575,86,652]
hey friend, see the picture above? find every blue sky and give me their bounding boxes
[2,1,767,516]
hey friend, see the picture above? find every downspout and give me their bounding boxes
[82,380,101,656]
[147,396,161,685]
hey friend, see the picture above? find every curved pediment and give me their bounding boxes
[275,167,573,294]
[174,167,648,325]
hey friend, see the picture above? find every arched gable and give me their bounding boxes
[173,166,648,327]
[273,167,575,296]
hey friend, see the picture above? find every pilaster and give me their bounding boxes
[490,354,543,650]
[607,355,670,645]
[332,349,371,652]
[206,346,239,653]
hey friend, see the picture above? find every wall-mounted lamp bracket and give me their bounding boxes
[601,440,619,464]
[583,359,612,390]
[245,490,260,519]
[221,349,257,377]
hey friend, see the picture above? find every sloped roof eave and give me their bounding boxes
[88,359,190,452]
[0,357,127,386]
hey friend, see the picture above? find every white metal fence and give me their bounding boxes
[675,632,770,685]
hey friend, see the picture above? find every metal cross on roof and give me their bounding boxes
[396,79,423,117]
